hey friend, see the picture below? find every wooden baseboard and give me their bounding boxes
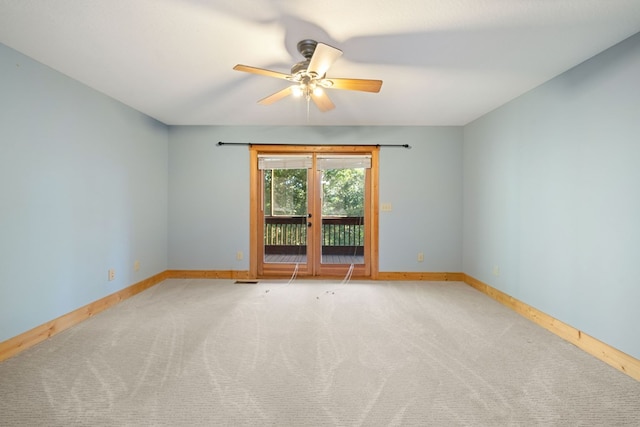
[377,272,464,281]
[164,270,251,279]
[463,274,640,382]
[163,270,462,282]
[0,271,168,363]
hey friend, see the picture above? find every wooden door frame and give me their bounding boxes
[249,145,379,279]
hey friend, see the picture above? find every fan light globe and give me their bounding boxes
[291,85,303,97]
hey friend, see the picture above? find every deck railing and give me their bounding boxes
[264,216,364,255]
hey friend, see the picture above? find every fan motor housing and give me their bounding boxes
[291,40,319,76]
[291,60,310,75]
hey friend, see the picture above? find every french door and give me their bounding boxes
[250,145,379,278]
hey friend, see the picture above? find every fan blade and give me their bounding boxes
[233,64,290,80]
[327,78,383,93]
[258,86,294,105]
[307,43,342,77]
[310,90,335,112]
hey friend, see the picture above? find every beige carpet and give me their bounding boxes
[0,279,638,426]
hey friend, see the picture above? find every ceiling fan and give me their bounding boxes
[233,39,383,112]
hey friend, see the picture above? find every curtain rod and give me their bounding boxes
[217,141,411,149]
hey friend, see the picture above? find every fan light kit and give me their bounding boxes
[233,40,383,113]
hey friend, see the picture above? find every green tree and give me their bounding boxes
[264,169,307,216]
[264,167,364,217]
[322,168,364,216]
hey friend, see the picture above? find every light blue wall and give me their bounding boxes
[0,44,169,342]
[168,126,463,272]
[463,33,640,358]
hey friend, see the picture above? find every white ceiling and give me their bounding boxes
[1,0,640,126]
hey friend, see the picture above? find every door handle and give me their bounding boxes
[307,222,312,227]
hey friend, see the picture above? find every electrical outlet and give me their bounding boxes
[492,266,500,277]
[108,269,116,281]
[236,251,243,260]
[134,260,140,271]
[417,252,424,262]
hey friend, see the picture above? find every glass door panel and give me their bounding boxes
[320,167,365,266]
[263,168,309,266]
